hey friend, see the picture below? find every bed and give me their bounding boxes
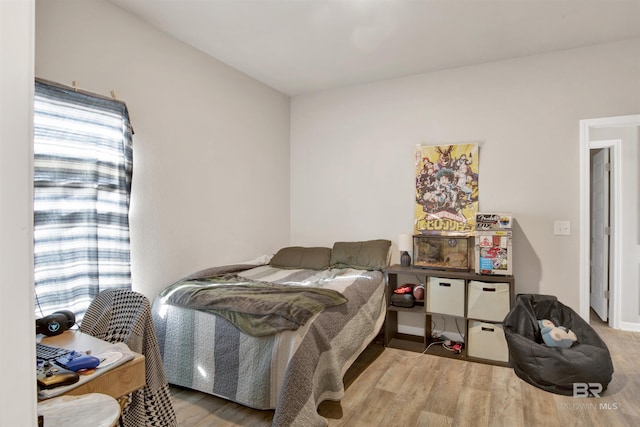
[151,240,391,426]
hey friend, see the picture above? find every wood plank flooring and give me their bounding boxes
[170,314,640,426]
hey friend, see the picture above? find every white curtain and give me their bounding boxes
[33,79,133,321]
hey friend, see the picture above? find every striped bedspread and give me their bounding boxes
[152,264,386,426]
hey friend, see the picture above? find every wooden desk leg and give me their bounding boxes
[117,394,130,427]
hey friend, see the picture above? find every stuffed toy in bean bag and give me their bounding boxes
[503,294,614,396]
[538,319,577,348]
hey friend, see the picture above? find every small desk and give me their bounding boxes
[40,330,145,400]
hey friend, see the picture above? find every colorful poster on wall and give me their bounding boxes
[414,143,479,235]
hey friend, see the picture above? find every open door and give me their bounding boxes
[590,148,609,321]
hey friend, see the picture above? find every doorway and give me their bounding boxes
[579,114,640,330]
[589,144,616,323]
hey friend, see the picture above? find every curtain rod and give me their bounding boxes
[35,77,127,106]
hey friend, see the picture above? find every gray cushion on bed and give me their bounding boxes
[269,246,332,270]
[330,239,391,271]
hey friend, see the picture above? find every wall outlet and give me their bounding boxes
[554,220,571,236]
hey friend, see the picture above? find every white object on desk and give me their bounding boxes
[37,393,120,427]
[95,351,123,368]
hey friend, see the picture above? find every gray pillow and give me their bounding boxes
[269,246,332,270]
[330,239,392,271]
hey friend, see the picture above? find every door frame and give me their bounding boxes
[589,145,611,322]
[579,114,640,328]
[588,141,618,325]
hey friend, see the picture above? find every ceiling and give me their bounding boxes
[109,0,640,96]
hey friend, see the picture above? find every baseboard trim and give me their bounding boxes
[618,321,640,332]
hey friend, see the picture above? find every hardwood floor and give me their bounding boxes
[171,315,640,426]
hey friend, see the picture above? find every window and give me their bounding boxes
[33,79,133,321]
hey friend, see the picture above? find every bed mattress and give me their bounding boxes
[152,264,386,426]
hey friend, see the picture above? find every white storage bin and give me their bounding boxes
[467,281,511,321]
[426,277,465,317]
[467,321,509,362]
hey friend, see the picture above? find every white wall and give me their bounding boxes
[291,39,640,315]
[35,0,291,300]
[0,1,37,425]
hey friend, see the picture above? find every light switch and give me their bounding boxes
[554,220,571,236]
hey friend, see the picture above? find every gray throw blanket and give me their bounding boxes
[80,289,176,427]
[163,273,348,336]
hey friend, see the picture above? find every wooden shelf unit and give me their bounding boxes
[384,264,515,366]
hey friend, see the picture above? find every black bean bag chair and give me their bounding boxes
[503,294,614,396]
